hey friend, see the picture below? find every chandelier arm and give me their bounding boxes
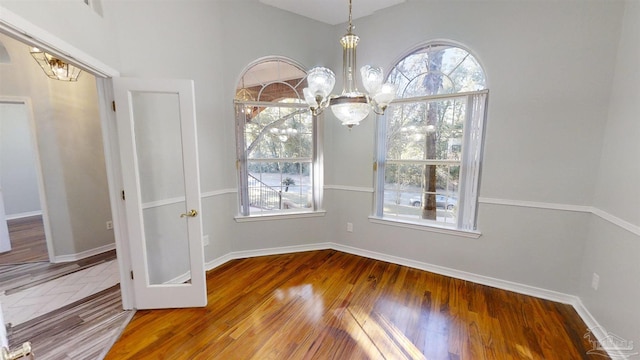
[372,108,385,116]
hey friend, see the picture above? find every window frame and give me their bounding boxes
[234,58,324,220]
[373,43,488,234]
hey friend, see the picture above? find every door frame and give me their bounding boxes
[0,6,135,309]
[0,97,55,262]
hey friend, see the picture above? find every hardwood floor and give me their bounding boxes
[0,215,48,265]
[106,250,605,359]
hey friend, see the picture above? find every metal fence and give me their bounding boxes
[248,174,282,210]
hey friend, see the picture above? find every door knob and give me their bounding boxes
[0,342,33,360]
[180,209,198,218]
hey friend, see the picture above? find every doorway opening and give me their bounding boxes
[0,29,128,354]
[0,100,51,265]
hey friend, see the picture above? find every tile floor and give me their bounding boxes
[0,260,120,326]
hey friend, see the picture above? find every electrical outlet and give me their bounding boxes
[203,235,210,246]
[591,273,600,290]
[106,220,113,230]
[346,222,353,232]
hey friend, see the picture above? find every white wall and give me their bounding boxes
[0,102,41,216]
[579,0,640,349]
[0,0,120,70]
[0,33,114,257]
[326,0,623,295]
[106,0,335,261]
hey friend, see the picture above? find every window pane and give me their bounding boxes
[237,59,306,103]
[386,44,486,97]
[247,162,282,212]
[281,162,312,210]
[247,161,312,214]
[245,104,311,160]
[404,73,455,96]
[382,162,459,224]
[447,56,486,92]
[386,99,466,162]
[281,110,312,158]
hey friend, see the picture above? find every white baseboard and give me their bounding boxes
[330,243,578,305]
[5,210,43,220]
[204,243,332,272]
[204,241,576,304]
[224,242,333,261]
[571,298,635,359]
[53,243,116,263]
[205,253,234,272]
[165,244,332,284]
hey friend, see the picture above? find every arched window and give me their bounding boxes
[234,57,321,217]
[374,43,488,233]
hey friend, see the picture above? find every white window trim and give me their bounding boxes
[235,210,326,223]
[374,90,488,232]
[368,216,481,238]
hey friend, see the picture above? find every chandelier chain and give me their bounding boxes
[347,0,354,33]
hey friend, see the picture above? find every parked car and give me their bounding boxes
[409,195,457,210]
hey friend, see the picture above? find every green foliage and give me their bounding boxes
[383,44,484,199]
[244,101,313,177]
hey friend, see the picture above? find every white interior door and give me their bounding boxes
[0,189,10,254]
[0,302,7,349]
[0,114,10,253]
[113,78,206,309]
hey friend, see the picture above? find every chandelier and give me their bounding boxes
[302,0,397,128]
[29,47,82,82]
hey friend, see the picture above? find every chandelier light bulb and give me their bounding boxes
[306,67,335,101]
[373,83,398,109]
[360,65,384,94]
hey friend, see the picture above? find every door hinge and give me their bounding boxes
[121,190,126,200]
[373,162,378,171]
[130,270,134,280]
[112,101,116,112]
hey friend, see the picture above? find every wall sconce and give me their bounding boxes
[29,47,82,81]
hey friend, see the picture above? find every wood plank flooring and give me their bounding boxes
[0,215,49,265]
[0,249,116,295]
[106,250,605,359]
[2,250,130,360]
[8,284,134,360]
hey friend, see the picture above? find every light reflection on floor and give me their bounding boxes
[272,284,427,359]
[274,283,324,323]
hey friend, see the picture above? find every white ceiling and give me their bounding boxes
[259,0,406,26]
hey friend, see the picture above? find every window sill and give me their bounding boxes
[368,216,482,239]
[235,210,326,223]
